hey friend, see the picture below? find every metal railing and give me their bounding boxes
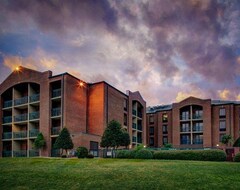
[132,109,137,116]
[14,113,28,122]
[2,132,12,139]
[137,124,142,131]
[51,127,61,135]
[193,125,203,132]
[13,150,27,157]
[29,149,39,157]
[29,94,40,103]
[193,139,203,144]
[29,111,40,120]
[14,96,28,106]
[3,116,12,124]
[192,114,203,120]
[52,89,61,98]
[2,151,12,157]
[132,136,137,143]
[180,140,191,144]
[180,115,190,120]
[3,100,12,108]
[51,149,60,157]
[51,108,61,117]
[180,127,191,132]
[13,131,27,139]
[132,123,137,129]
[29,129,39,137]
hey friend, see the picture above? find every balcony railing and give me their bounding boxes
[132,136,137,143]
[51,108,61,117]
[2,132,12,139]
[14,113,28,122]
[137,124,142,131]
[2,151,12,157]
[52,89,61,98]
[13,150,27,157]
[51,127,61,135]
[29,94,40,103]
[180,140,191,144]
[180,127,191,133]
[137,138,142,144]
[193,126,203,132]
[3,116,12,124]
[29,149,39,157]
[3,100,12,108]
[51,149,61,157]
[14,96,28,106]
[192,114,203,120]
[29,129,39,137]
[132,123,137,129]
[132,109,137,116]
[137,112,142,118]
[180,115,190,120]
[29,111,40,120]
[193,139,203,144]
[13,131,27,139]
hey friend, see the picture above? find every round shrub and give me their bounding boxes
[76,146,88,158]
[234,152,240,162]
[135,149,153,159]
[87,154,94,158]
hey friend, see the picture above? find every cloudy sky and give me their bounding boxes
[0,0,240,106]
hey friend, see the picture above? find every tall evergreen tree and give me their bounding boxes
[54,127,73,156]
[34,133,46,149]
[120,130,130,148]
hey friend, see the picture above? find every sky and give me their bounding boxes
[0,0,240,106]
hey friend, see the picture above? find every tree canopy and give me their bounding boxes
[54,127,73,155]
[233,137,240,147]
[100,120,130,149]
[33,133,46,149]
[221,134,233,146]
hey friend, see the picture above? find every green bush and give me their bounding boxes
[87,154,94,159]
[116,150,129,158]
[76,147,88,158]
[135,149,153,159]
[234,152,240,162]
[153,150,226,161]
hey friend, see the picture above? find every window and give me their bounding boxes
[124,113,127,126]
[149,127,154,136]
[193,110,203,119]
[219,121,226,131]
[219,133,226,142]
[219,108,226,118]
[180,123,190,132]
[181,111,189,120]
[193,134,203,144]
[193,122,203,132]
[163,137,168,145]
[149,137,154,146]
[180,134,190,144]
[149,116,154,124]
[162,113,168,122]
[124,99,128,111]
[163,125,168,134]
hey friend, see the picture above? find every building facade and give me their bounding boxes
[0,66,146,157]
[147,97,240,149]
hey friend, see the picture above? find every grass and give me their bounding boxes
[0,158,240,190]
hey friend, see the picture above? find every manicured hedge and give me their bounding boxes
[234,152,240,162]
[153,149,226,161]
[135,149,153,159]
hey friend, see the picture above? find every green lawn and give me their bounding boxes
[0,158,239,190]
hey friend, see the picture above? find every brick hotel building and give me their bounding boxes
[0,66,146,157]
[147,97,240,149]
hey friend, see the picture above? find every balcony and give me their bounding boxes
[3,100,12,108]
[3,116,12,124]
[180,127,191,133]
[29,129,39,137]
[29,149,39,157]
[52,89,61,98]
[29,111,40,120]
[193,139,203,144]
[132,123,137,130]
[51,108,61,117]
[13,150,27,157]
[137,124,142,131]
[14,113,28,122]
[51,149,60,157]
[137,112,142,118]
[180,140,191,144]
[132,136,137,143]
[13,131,27,139]
[180,115,190,121]
[132,109,137,116]
[29,94,40,103]
[2,132,12,139]
[137,138,142,144]
[192,114,203,120]
[14,96,28,106]
[51,127,61,135]
[193,126,203,132]
[2,151,12,157]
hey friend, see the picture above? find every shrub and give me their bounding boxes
[135,149,153,159]
[234,152,240,162]
[153,150,226,161]
[76,147,88,158]
[116,150,131,158]
[164,143,173,148]
[87,154,94,159]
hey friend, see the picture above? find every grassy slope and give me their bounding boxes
[0,158,240,190]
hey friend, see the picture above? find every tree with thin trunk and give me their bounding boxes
[54,127,73,156]
[221,134,233,146]
[33,133,46,155]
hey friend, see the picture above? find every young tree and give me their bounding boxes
[120,130,130,148]
[34,133,46,149]
[233,137,240,147]
[221,134,233,146]
[54,127,73,156]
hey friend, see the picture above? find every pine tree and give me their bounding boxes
[54,127,73,156]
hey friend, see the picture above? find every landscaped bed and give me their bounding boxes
[0,158,240,189]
